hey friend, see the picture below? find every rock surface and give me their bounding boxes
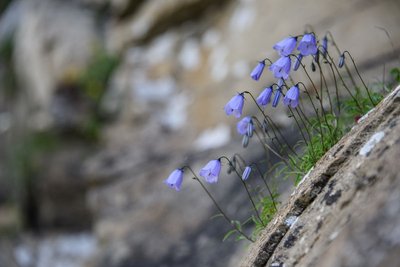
[1,0,400,266]
[241,85,400,267]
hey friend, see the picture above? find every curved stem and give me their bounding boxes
[343,50,376,106]
[243,91,298,157]
[325,51,364,113]
[183,166,254,242]
[326,31,358,89]
[252,163,278,212]
[219,156,264,227]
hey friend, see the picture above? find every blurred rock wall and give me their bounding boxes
[0,0,399,266]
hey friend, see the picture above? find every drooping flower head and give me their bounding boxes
[250,61,265,81]
[164,169,184,191]
[283,85,300,108]
[237,116,251,135]
[293,54,303,71]
[297,33,318,56]
[257,87,273,107]
[273,36,297,57]
[224,93,245,118]
[272,89,281,108]
[269,56,291,80]
[199,159,222,184]
[242,166,252,181]
[338,53,345,68]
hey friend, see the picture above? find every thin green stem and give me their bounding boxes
[252,163,278,212]
[183,166,254,242]
[243,91,298,157]
[343,50,376,106]
[219,156,264,227]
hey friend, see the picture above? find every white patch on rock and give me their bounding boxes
[131,71,176,102]
[194,124,231,151]
[202,29,220,48]
[179,39,200,71]
[285,216,298,229]
[209,45,228,82]
[232,61,250,78]
[229,5,255,32]
[297,167,314,187]
[359,131,385,156]
[146,33,177,65]
[272,263,286,267]
[357,108,375,123]
[329,230,339,241]
[159,93,190,130]
[15,234,97,267]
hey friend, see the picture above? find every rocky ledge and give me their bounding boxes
[241,85,400,267]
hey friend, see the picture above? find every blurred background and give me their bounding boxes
[0,0,399,266]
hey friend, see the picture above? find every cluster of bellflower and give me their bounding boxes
[164,33,321,191]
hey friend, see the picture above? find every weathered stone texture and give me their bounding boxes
[241,86,400,267]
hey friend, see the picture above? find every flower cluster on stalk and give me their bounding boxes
[164,32,324,191]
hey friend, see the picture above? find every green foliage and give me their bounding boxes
[0,0,12,16]
[79,47,119,104]
[70,47,119,141]
[0,35,18,97]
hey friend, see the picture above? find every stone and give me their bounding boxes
[241,86,400,267]
[14,0,99,129]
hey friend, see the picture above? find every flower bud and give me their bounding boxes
[272,89,281,108]
[242,166,252,181]
[247,120,254,137]
[293,54,303,71]
[242,134,249,148]
[314,50,320,63]
[338,53,345,68]
[311,62,316,72]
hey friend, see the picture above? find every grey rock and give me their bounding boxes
[241,85,400,267]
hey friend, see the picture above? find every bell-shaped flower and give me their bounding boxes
[237,116,251,135]
[297,33,317,56]
[257,87,273,107]
[164,169,184,191]
[338,53,345,68]
[269,56,291,80]
[293,54,303,71]
[199,159,222,184]
[224,93,245,118]
[242,166,252,181]
[272,89,281,108]
[283,85,300,108]
[250,61,265,81]
[273,36,297,57]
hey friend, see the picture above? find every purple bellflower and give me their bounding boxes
[250,61,265,81]
[164,169,184,191]
[293,54,303,71]
[272,89,281,107]
[199,159,222,184]
[237,116,251,135]
[277,78,284,88]
[297,33,318,56]
[257,87,273,107]
[224,93,245,118]
[242,166,252,181]
[269,56,291,80]
[273,36,297,57]
[283,85,300,108]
